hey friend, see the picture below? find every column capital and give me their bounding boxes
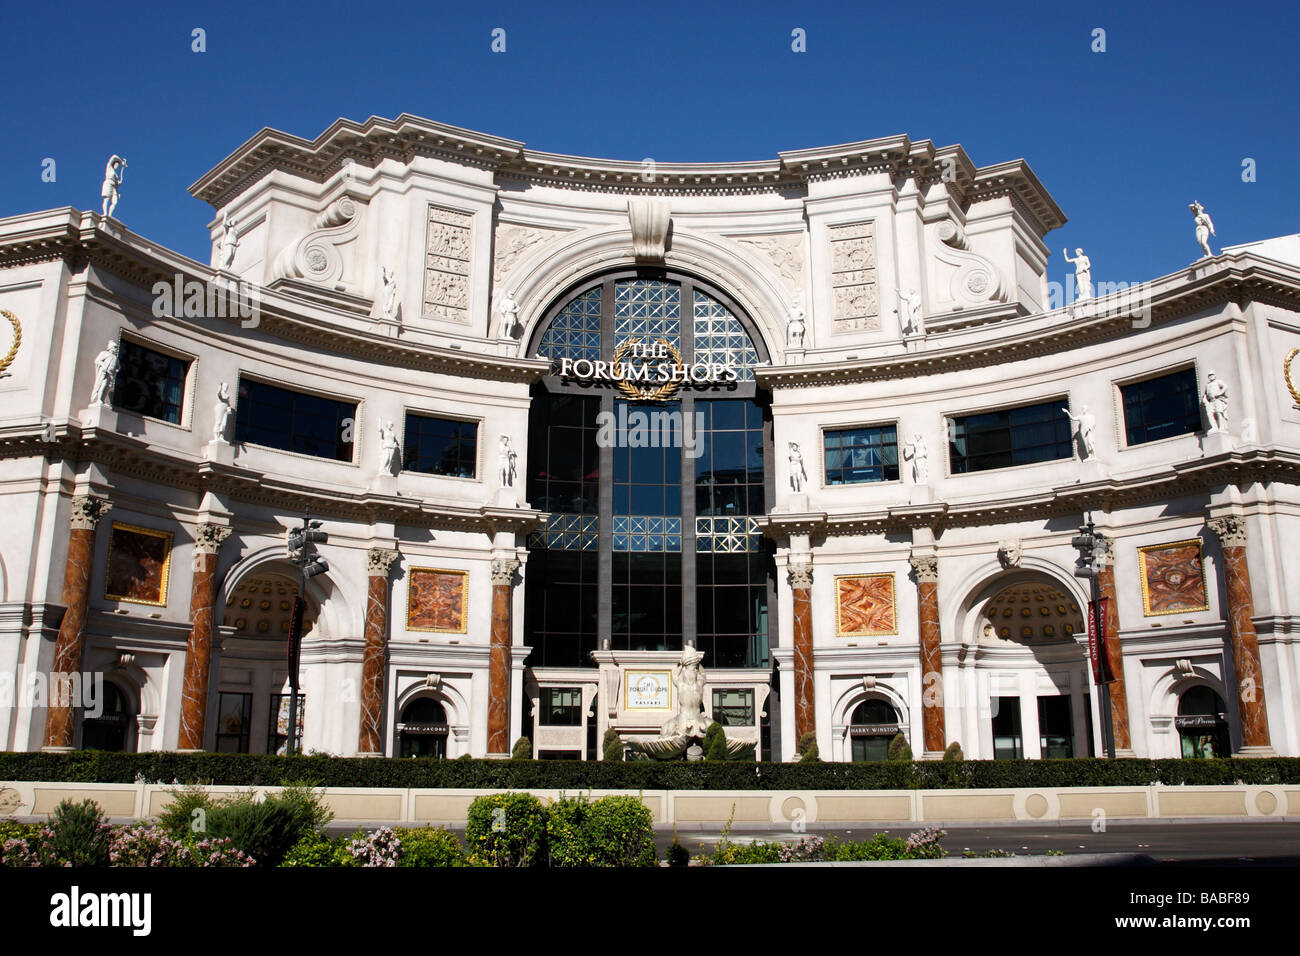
[787,562,813,590]
[490,557,520,586]
[194,523,232,556]
[69,494,110,531]
[1207,515,1248,548]
[909,554,938,582]
[367,548,400,577]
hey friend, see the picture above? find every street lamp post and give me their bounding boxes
[285,514,328,755]
[1072,514,1116,759]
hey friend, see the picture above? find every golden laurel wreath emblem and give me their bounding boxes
[1284,348,1300,410]
[612,336,682,401]
[0,311,20,376]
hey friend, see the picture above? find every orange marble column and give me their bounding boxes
[1095,535,1132,753]
[909,555,945,755]
[789,563,815,744]
[1208,516,1273,753]
[487,558,519,755]
[43,494,110,750]
[359,548,399,755]
[177,523,232,750]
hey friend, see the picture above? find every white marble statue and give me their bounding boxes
[211,382,233,442]
[379,266,400,321]
[498,435,517,487]
[903,433,929,483]
[216,212,238,271]
[379,420,401,474]
[786,297,806,349]
[1190,201,1216,258]
[497,289,521,340]
[788,441,807,493]
[661,645,709,738]
[1063,248,1093,300]
[897,288,922,336]
[100,155,126,220]
[90,340,120,405]
[1203,371,1229,432]
[1062,404,1097,460]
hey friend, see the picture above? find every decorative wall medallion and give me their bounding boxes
[1283,347,1300,410]
[835,573,897,636]
[0,310,20,377]
[407,568,468,633]
[105,522,174,606]
[735,233,805,292]
[422,204,473,324]
[827,222,879,333]
[1137,539,1209,616]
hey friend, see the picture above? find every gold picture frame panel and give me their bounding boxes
[407,567,469,633]
[104,522,173,606]
[834,572,898,636]
[1137,539,1210,617]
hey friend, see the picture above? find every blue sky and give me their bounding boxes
[3,0,1297,292]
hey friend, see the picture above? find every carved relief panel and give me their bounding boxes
[423,205,474,324]
[828,222,879,333]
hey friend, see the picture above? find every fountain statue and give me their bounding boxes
[630,645,753,760]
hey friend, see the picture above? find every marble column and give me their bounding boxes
[789,563,815,745]
[359,548,400,755]
[177,523,233,751]
[488,558,519,755]
[43,494,111,751]
[909,555,946,755]
[1095,535,1133,754]
[1207,516,1273,754]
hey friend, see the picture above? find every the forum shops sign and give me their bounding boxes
[556,337,738,400]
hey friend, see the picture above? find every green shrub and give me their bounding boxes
[703,722,728,761]
[546,795,657,867]
[667,827,689,867]
[280,831,346,867]
[155,783,217,839]
[943,742,964,762]
[602,728,624,763]
[465,792,548,867]
[511,737,533,760]
[797,732,820,762]
[45,799,113,867]
[887,734,913,762]
[397,826,464,867]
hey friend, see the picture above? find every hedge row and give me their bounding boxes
[2,751,1299,790]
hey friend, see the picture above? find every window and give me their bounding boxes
[525,274,772,671]
[267,693,305,755]
[991,696,1022,759]
[949,400,1073,474]
[397,697,448,758]
[823,425,899,484]
[539,687,583,726]
[712,689,755,727]
[214,692,252,753]
[81,682,133,752]
[1037,696,1074,758]
[404,413,478,478]
[112,339,190,424]
[1176,686,1231,758]
[849,699,900,762]
[234,378,356,462]
[1121,368,1201,445]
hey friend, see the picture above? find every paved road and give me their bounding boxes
[669,822,1300,864]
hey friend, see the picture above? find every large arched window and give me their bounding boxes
[525,270,772,670]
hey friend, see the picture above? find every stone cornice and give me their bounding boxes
[757,252,1300,389]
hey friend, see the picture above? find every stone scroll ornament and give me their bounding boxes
[0,310,19,376]
[929,219,1006,309]
[271,197,361,289]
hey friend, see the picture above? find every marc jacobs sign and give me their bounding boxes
[557,337,738,401]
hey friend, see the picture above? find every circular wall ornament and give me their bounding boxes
[1283,348,1300,410]
[0,310,21,376]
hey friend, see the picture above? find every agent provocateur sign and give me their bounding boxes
[557,337,738,400]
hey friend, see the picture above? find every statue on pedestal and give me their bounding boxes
[903,433,929,483]
[498,435,517,487]
[897,288,922,336]
[1062,405,1097,460]
[1063,248,1093,300]
[788,441,806,493]
[217,212,239,271]
[629,646,753,760]
[1190,201,1216,259]
[100,155,126,220]
[497,289,521,341]
[91,340,120,405]
[211,382,233,443]
[1203,371,1229,432]
[379,420,401,475]
[786,296,806,349]
[379,266,400,322]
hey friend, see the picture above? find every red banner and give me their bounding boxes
[1087,597,1114,683]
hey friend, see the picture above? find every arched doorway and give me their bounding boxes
[1176,685,1231,758]
[848,699,902,762]
[397,697,449,758]
[959,571,1092,760]
[216,570,317,753]
[523,270,773,669]
[81,680,136,752]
